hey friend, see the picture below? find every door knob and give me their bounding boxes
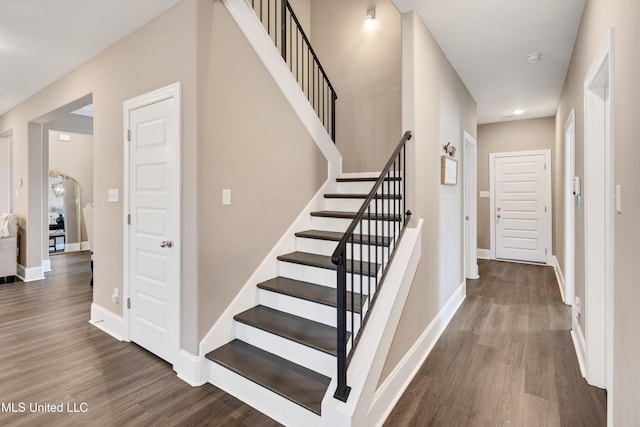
[160,240,174,248]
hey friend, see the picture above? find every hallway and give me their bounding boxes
[385,259,607,426]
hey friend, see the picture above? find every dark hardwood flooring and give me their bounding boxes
[0,252,279,427]
[1,255,607,426]
[385,259,607,427]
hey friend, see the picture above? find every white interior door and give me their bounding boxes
[126,84,181,365]
[493,152,549,263]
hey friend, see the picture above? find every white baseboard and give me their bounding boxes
[368,279,466,427]
[552,255,566,303]
[477,248,491,259]
[571,314,587,378]
[42,259,51,273]
[175,350,207,386]
[16,264,44,282]
[90,303,126,341]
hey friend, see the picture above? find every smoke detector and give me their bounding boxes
[526,52,542,64]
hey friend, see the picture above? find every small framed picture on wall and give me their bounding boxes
[441,156,458,185]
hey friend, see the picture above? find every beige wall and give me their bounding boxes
[379,11,476,383]
[0,0,326,356]
[310,0,402,172]
[196,1,326,342]
[476,117,556,250]
[556,0,640,422]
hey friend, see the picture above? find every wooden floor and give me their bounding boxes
[385,259,607,426]
[0,252,279,427]
[0,255,606,426]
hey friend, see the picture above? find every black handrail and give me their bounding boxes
[332,131,413,402]
[249,0,338,141]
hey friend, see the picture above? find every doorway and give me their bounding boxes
[0,132,12,213]
[489,150,552,264]
[464,131,479,279]
[583,29,614,394]
[124,83,181,366]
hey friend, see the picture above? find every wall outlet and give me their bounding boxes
[112,288,119,304]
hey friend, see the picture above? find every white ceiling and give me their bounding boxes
[393,0,586,124]
[1,0,586,124]
[0,0,181,116]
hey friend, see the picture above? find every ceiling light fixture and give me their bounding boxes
[526,52,542,64]
[512,109,525,115]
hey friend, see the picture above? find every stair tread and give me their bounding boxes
[277,251,380,276]
[310,210,402,221]
[258,276,365,313]
[206,339,330,415]
[234,305,343,356]
[337,176,402,182]
[295,229,391,247]
[324,193,402,199]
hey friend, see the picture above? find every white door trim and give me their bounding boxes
[489,149,552,265]
[563,109,576,306]
[583,28,614,407]
[122,82,182,367]
[463,131,479,279]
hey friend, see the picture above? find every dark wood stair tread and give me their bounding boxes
[324,193,402,199]
[257,276,365,313]
[206,339,330,415]
[295,229,391,247]
[336,176,402,182]
[234,305,343,356]
[277,251,380,277]
[310,210,402,221]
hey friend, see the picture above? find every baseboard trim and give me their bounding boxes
[175,350,207,386]
[90,303,126,341]
[571,314,587,378]
[477,248,491,259]
[16,264,44,282]
[42,259,51,273]
[369,279,466,427]
[552,255,566,303]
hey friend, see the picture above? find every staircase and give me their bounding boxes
[205,173,401,423]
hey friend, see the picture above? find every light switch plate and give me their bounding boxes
[108,188,119,202]
[479,191,490,198]
[222,189,231,206]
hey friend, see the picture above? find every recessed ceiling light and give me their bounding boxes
[512,109,525,115]
[526,52,542,64]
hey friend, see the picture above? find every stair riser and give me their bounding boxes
[234,322,335,377]
[336,181,401,194]
[324,197,404,213]
[257,289,362,332]
[310,216,402,235]
[207,361,322,426]
[278,261,376,293]
[295,237,388,262]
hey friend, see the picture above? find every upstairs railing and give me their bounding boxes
[331,131,413,402]
[249,0,338,141]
